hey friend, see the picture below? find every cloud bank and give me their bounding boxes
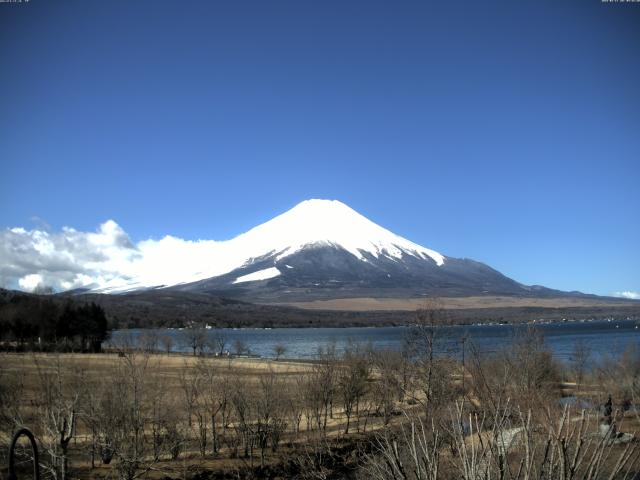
[0,221,227,293]
[614,291,640,300]
[1,221,139,292]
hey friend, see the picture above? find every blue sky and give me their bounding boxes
[1,0,638,296]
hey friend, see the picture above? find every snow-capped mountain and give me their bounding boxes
[88,198,560,301]
[230,198,445,267]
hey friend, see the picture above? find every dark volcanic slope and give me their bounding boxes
[3,288,638,330]
[169,244,584,302]
[63,290,640,328]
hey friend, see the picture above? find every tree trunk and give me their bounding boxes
[60,441,69,480]
[211,414,218,454]
[344,411,351,435]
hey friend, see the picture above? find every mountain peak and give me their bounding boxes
[93,199,445,293]
[238,199,446,266]
[289,198,355,213]
[281,199,368,225]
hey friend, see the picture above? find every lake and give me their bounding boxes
[108,318,640,364]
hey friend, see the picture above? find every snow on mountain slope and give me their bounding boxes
[233,267,281,284]
[93,199,445,293]
[230,199,445,266]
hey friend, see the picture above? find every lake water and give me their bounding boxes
[108,319,640,364]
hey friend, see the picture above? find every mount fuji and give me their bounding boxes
[95,199,572,302]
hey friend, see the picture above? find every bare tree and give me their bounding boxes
[159,334,174,355]
[504,326,560,413]
[193,382,209,457]
[254,368,288,466]
[139,330,160,353]
[306,345,337,433]
[571,339,591,390]
[33,355,82,480]
[93,352,169,480]
[230,377,255,463]
[208,328,227,356]
[338,343,370,434]
[149,380,169,461]
[197,358,231,454]
[373,349,404,425]
[365,413,441,480]
[182,326,207,356]
[80,374,101,469]
[178,362,201,428]
[597,343,640,420]
[233,339,248,357]
[274,343,287,361]
[405,298,456,415]
[293,432,336,480]
[366,400,640,480]
[289,373,308,437]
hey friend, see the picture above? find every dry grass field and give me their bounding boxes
[0,350,419,479]
[278,295,637,311]
[2,329,640,480]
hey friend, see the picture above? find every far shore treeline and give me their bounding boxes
[1,286,640,337]
[0,290,109,352]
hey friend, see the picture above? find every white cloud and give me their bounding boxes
[614,291,640,300]
[18,273,44,291]
[0,220,142,292]
[0,220,231,293]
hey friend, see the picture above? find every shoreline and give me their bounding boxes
[104,318,640,363]
[109,314,640,332]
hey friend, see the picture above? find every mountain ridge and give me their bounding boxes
[93,199,448,293]
[83,199,605,302]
